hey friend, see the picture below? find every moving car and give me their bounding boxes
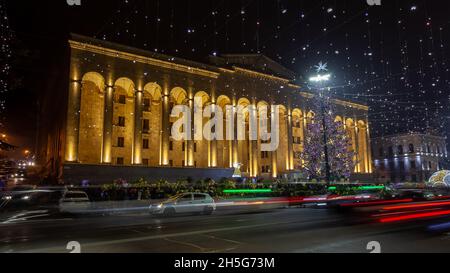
[59,191,91,213]
[150,193,216,216]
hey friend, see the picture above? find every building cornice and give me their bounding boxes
[232,66,292,83]
[298,92,369,111]
[69,40,220,79]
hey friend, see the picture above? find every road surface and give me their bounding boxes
[1,205,450,253]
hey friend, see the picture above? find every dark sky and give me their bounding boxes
[2,0,450,152]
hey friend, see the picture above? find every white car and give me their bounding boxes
[59,191,91,214]
[150,193,216,216]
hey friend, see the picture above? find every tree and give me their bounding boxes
[299,95,355,181]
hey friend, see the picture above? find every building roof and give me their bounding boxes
[208,54,297,81]
[372,132,447,141]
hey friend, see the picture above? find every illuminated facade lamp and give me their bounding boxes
[309,74,331,83]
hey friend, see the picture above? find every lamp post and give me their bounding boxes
[309,63,332,184]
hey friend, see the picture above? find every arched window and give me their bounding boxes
[388,146,394,157]
[397,145,404,155]
[409,144,414,154]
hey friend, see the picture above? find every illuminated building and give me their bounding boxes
[372,133,448,183]
[38,34,372,184]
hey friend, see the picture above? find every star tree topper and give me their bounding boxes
[314,61,328,73]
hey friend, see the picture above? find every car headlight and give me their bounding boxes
[21,195,30,200]
[157,204,163,209]
[2,196,12,200]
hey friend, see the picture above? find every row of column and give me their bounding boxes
[64,80,371,176]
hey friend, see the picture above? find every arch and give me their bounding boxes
[78,72,105,164]
[257,100,269,109]
[143,82,163,101]
[292,108,303,118]
[346,118,355,128]
[345,118,357,170]
[114,77,135,97]
[357,120,369,173]
[170,87,188,105]
[277,105,287,114]
[194,91,210,107]
[237,97,251,107]
[216,95,232,109]
[82,72,105,92]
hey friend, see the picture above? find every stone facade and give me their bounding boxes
[372,133,448,183]
[42,34,373,184]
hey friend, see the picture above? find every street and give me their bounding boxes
[2,205,450,253]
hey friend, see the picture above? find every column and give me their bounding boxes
[65,80,82,162]
[209,104,218,167]
[160,94,170,166]
[366,124,373,173]
[133,90,143,165]
[354,126,360,173]
[187,99,194,166]
[286,113,293,170]
[102,85,114,164]
[271,109,279,178]
[231,106,238,166]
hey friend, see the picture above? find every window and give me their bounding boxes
[378,147,384,157]
[182,160,185,166]
[397,145,404,155]
[118,95,126,104]
[117,137,125,148]
[388,146,394,157]
[117,157,124,165]
[118,116,125,127]
[182,142,185,152]
[143,139,149,149]
[169,160,173,167]
[194,142,197,153]
[410,161,416,169]
[143,98,151,111]
[261,151,269,159]
[429,161,432,170]
[194,194,206,201]
[143,119,150,132]
[142,159,149,166]
[169,141,173,151]
[179,194,192,202]
[409,144,415,154]
[411,175,417,182]
[427,145,431,153]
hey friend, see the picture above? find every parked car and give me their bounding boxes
[59,191,91,213]
[150,193,216,216]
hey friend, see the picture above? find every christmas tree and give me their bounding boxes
[299,95,355,181]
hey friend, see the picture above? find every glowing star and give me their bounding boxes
[314,61,328,73]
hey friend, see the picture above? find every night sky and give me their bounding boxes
[1,0,450,152]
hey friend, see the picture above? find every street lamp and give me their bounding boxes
[309,62,332,184]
